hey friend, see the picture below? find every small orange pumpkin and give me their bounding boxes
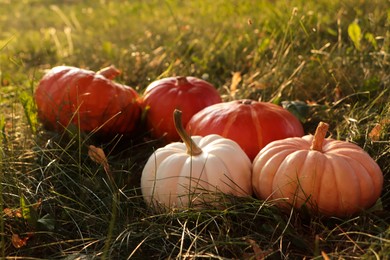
[141,76,222,143]
[35,65,141,137]
[252,122,383,217]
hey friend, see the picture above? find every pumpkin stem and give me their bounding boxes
[175,76,189,86]
[240,99,254,105]
[173,109,203,156]
[97,65,121,80]
[310,122,329,152]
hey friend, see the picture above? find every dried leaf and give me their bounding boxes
[230,72,242,98]
[369,123,382,141]
[3,208,23,218]
[321,251,331,260]
[88,145,108,166]
[250,81,270,90]
[3,208,14,217]
[88,145,112,177]
[245,238,270,260]
[11,234,29,248]
[32,198,42,211]
[334,86,342,101]
[369,119,389,141]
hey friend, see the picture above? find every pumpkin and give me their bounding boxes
[141,109,252,210]
[34,65,141,137]
[186,99,304,161]
[252,122,384,217]
[141,76,222,143]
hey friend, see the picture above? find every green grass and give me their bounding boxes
[0,0,389,258]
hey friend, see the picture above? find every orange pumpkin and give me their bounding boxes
[141,76,222,143]
[252,122,383,217]
[186,99,304,160]
[35,65,141,137]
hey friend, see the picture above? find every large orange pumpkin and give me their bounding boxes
[34,65,141,137]
[186,99,304,160]
[252,122,384,217]
[141,76,222,143]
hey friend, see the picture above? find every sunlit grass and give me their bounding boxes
[0,0,389,258]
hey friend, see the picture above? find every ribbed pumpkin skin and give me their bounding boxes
[252,135,384,217]
[35,66,141,136]
[186,99,304,161]
[141,134,252,209]
[141,76,222,143]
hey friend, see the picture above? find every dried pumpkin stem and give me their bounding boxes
[173,109,203,156]
[97,65,121,80]
[310,122,329,152]
[175,76,189,86]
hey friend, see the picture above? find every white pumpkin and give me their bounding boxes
[141,110,253,209]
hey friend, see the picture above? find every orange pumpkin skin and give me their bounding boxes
[141,76,222,143]
[186,99,304,161]
[35,66,141,137]
[252,123,384,217]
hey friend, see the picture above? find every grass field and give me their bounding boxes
[0,0,389,259]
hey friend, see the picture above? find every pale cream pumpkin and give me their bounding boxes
[141,110,252,210]
[252,122,383,217]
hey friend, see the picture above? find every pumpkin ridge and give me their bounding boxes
[328,155,360,215]
[327,150,382,208]
[290,151,310,208]
[344,157,369,208]
[318,156,338,214]
[250,105,264,152]
[159,153,188,205]
[201,154,223,192]
[335,150,383,191]
[104,90,139,133]
[304,151,330,210]
[254,149,293,198]
[208,152,242,195]
[316,157,338,214]
[310,152,327,210]
[221,109,238,137]
[276,106,301,135]
[141,150,169,205]
[271,150,307,203]
[348,156,382,209]
[193,154,210,192]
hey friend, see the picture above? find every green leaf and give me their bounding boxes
[367,198,383,212]
[37,214,56,231]
[348,21,362,50]
[258,37,270,53]
[364,32,378,50]
[281,101,310,123]
[20,195,39,228]
[20,195,31,221]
